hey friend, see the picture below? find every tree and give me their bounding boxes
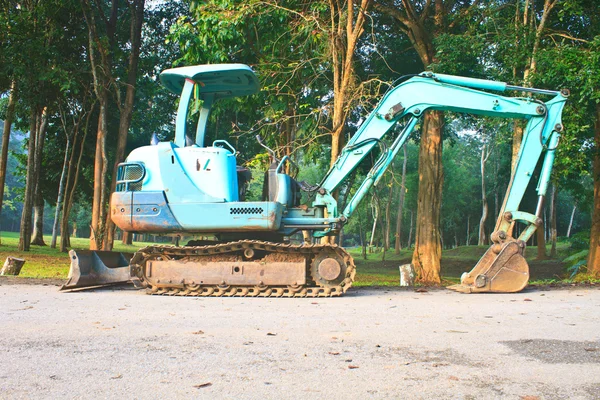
[82,0,146,250]
[0,81,17,245]
[478,143,491,245]
[394,145,407,253]
[531,0,600,274]
[373,0,484,283]
[591,104,600,274]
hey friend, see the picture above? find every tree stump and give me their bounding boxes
[0,257,26,276]
[399,264,415,286]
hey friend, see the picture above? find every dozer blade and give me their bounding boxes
[448,241,529,293]
[60,250,133,292]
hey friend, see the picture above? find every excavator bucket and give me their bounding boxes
[448,241,529,293]
[60,250,133,292]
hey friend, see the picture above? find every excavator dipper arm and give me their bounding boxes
[312,72,568,293]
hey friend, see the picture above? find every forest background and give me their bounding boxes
[0,0,598,282]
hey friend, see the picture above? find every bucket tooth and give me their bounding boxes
[448,241,529,293]
[60,250,133,292]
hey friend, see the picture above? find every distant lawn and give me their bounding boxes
[0,231,577,286]
[0,231,155,279]
[350,243,571,287]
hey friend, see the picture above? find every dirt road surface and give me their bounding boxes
[1,283,599,399]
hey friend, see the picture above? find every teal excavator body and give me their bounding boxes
[62,64,568,296]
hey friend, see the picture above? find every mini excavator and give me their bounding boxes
[61,64,568,296]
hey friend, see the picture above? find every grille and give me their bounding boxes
[123,164,144,182]
[116,163,145,192]
[230,207,264,215]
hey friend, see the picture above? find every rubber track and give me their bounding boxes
[130,240,356,298]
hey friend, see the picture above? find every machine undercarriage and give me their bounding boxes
[128,241,355,297]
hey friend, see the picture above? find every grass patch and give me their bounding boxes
[0,231,154,279]
[350,244,570,287]
[0,231,582,287]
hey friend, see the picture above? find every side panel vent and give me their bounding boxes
[230,207,264,215]
[116,162,145,192]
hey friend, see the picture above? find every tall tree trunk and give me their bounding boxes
[30,107,49,246]
[0,80,17,245]
[536,219,547,260]
[90,105,108,250]
[103,0,145,250]
[408,210,414,248]
[122,231,132,245]
[510,0,558,170]
[566,203,576,238]
[51,135,71,248]
[372,1,452,283]
[478,144,490,245]
[412,111,443,284]
[60,103,93,252]
[395,145,407,254]
[549,184,557,258]
[327,0,370,169]
[320,0,370,246]
[18,108,39,251]
[359,222,367,260]
[30,196,46,246]
[588,104,600,276]
[369,193,379,251]
[466,215,470,245]
[336,173,356,246]
[384,173,393,251]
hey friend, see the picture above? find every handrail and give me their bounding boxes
[276,155,299,178]
[212,139,236,154]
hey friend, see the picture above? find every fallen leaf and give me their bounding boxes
[448,376,459,381]
[584,348,598,352]
[192,330,205,335]
[311,302,318,305]
[328,352,340,355]
[193,383,212,389]
[524,298,532,302]
[110,374,123,380]
[520,396,540,400]
[415,288,428,293]
[118,308,126,311]
[344,359,352,362]
[267,332,277,336]
[348,365,359,369]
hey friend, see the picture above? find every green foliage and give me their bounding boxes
[566,230,591,250]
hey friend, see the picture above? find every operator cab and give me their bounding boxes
[160,64,302,208]
[162,64,260,202]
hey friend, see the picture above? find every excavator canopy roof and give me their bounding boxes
[159,64,260,99]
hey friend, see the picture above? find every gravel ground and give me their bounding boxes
[0,283,599,400]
